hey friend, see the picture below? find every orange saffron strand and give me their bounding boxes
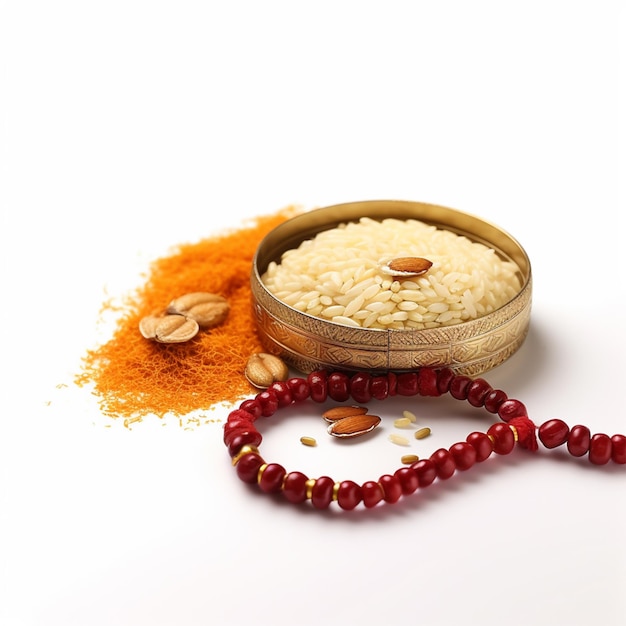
[76,207,300,422]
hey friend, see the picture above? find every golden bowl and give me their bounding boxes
[251,200,532,376]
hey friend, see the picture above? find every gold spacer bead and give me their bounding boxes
[487,434,495,444]
[509,424,519,442]
[305,478,316,500]
[332,481,341,501]
[257,463,268,484]
[231,445,259,466]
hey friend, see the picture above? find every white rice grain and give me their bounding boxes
[262,217,521,330]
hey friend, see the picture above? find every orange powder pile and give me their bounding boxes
[76,206,300,425]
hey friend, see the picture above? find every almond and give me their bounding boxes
[322,405,369,423]
[327,414,381,438]
[167,292,230,328]
[244,352,289,389]
[381,257,433,277]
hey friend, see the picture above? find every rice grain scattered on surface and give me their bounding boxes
[389,433,410,446]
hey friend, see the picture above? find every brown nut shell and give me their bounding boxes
[139,315,164,340]
[167,292,230,328]
[327,414,381,438]
[322,405,369,423]
[140,314,200,343]
[245,352,289,389]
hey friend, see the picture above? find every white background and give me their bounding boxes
[1,2,625,625]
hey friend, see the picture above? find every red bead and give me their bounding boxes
[327,372,350,402]
[268,381,293,407]
[337,480,362,510]
[223,419,255,442]
[228,365,626,511]
[484,389,508,414]
[449,375,471,400]
[538,419,570,449]
[258,463,286,493]
[310,476,334,509]
[370,375,389,400]
[611,435,626,464]
[349,372,371,403]
[487,423,515,454]
[379,474,403,503]
[567,425,591,457]
[509,416,538,451]
[466,431,493,461]
[361,481,384,508]
[223,424,249,445]
[227,430,263,456]
[497,399,527,423]
[287,377,311,402]
[395,467,419,495]
[418,368,440,396]
[436,367,455,394]
[466,378,492,407]
[235,453,264,483]
[224,423,256,445]
[307,370,328,403]
[411,459,437,487]
[450,442,477,471]
[237,400,262,420]
[589,434,612,465]
[430,448,456,479]
[256,389,279,416]
[227,408,257,424]
[225,412,255,428]
[282,471,308,503]
[397,372,418,396]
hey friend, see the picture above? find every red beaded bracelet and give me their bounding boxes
[224,367,626,510]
